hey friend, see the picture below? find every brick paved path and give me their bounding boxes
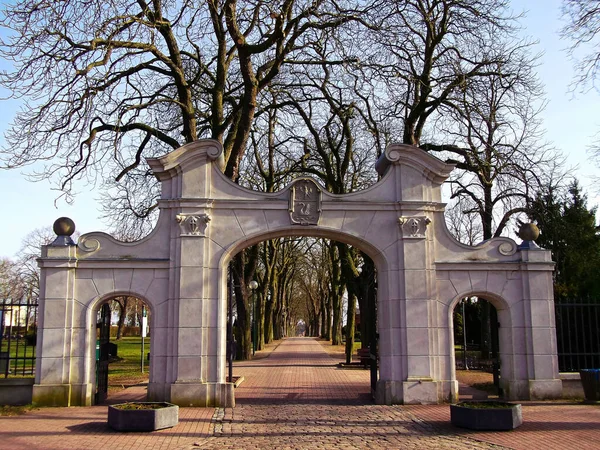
[1,336,598,449]
[0,405,213,449]
[190,337,503,449]
[405,401,600,450]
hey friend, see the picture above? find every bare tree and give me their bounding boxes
[0,228,56,341]
[297,240,332,338]
[109,296,145,340]
[444,196,483,245]
[561,0,600,92]
[0,259,24,300]
[561,1,600,180]
[5,228,59,301]
[366,0,522,146]
[422,64,562,240]
[0,0,374,231]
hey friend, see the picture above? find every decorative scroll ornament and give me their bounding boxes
[398,216,431,239]
[78,237,101,252]
[175,214,211,236]
[498,241,517,256]
[289,178,322,225]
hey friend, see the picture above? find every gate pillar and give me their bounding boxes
[147,140,233,407]
[375,145,455,404]
[33,240,91,407]
[507,247,562,400]
[164,234,233,407]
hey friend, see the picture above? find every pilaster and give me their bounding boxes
[34,244,81,406]
[518,248,562,399]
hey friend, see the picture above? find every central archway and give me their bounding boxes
[221,232,381,401]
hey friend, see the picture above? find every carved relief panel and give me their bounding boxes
[289,179,322,225]
[398,216,431,239]
[176,214,211,237]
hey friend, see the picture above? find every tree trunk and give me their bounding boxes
[480,300,492,360]
[264,293,274,344]
[330,245,343,345]
[322,295,331,340]
[345,292,357,365]
[232,254,251,360]
[256,291,264,351]
[479,180,493,360]
[313,311,321,337]
[115,297,129,340]
[331,291,343,345]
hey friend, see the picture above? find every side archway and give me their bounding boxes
[447,292,512,400]
[88,292,155,404]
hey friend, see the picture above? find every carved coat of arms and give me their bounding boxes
[289,179,322,225]
[398,216,431,238]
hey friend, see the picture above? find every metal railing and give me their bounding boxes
[0,295,596,377]
[555,297,600,372]
[0,298,38,378]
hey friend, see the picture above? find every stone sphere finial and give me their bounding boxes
[518,222,539,242]
[50,217,76,246]
[53,217,76,236]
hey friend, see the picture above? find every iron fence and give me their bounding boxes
[0,297,38,378]
[555,297,600,372]
[0,295,596,377]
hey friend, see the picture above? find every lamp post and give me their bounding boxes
[462,299,469,370]
[227,263,234,383]
[249,280,258,356]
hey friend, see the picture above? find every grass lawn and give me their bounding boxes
[0,339,36,377]
[454,350,482,359]
[107,336,150,391]
[317,338,363,361]
[0,342,36,358]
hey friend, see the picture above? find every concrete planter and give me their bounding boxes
[450,401,523,431]
[108,402,179,431]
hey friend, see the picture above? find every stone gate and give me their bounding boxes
[33,140,562,407]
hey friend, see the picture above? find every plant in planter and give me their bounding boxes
[108,402,179,432]
[450,401,522,431]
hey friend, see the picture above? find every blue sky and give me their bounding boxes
[0,0,598,259]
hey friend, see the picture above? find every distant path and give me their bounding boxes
[232,336,372,405]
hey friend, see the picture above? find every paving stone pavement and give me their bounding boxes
[1,336,598,449]
[188,337,505,449]
[404,401,600,450]
[0,405,214,449]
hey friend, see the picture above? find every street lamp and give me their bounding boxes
[249,280,258,356]
[462,299,469,370]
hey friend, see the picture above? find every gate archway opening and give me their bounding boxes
[224,236,379,404]
[452,296,504,400]
[94,295,153,405]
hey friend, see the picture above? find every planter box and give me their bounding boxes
[108,402,179,432]
[450,401,523,431]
